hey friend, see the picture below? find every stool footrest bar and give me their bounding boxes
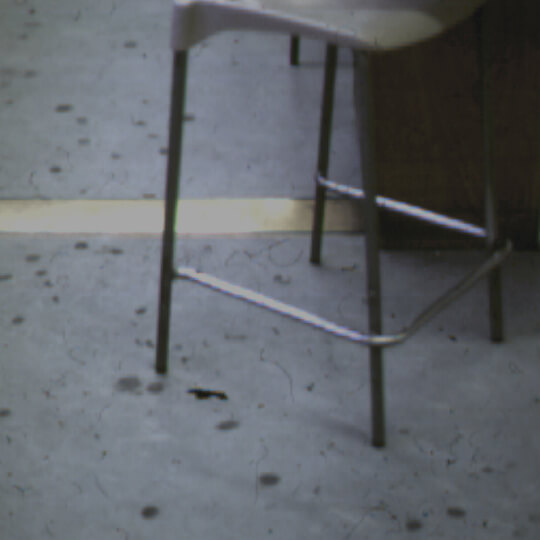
[175,240,511,348]
[317,176,487,238]
[177,266,389,345]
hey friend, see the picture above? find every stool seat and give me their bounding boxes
[171,0,487,51]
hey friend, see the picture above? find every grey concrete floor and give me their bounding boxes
[1,1,540,539]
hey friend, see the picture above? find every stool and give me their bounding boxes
[155,0,511,448]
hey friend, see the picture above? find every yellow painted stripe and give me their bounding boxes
[0,199,362,235]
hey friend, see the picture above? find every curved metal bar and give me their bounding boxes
[175,239,511,349]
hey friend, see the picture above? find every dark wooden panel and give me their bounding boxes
[372,0,540,249]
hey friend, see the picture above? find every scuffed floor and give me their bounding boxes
[1,0,540,538]
[1,234,540,539]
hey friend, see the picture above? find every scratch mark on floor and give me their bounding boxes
[94,474,109,498]
[342,517,365,540]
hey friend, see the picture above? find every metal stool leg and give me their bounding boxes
[353,50,385,448]
[290,35,300,66]
[477,7,504,343]
[310,44,338,264]
[156,50,189,375]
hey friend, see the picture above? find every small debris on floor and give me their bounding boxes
[405,519,423,531]
[273,273,291,285]
[447,507,466,518]
[187,388,228,400]
[104,247,123,255]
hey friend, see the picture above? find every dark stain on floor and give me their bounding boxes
[49,166,62,174]
[188,388,228,400]
[141,505,159,519]
[116,376,142,392]
[35,269,47,276]
[259,473,280,487]
[0,274,13,281]
[216,420,239,431]
[25,254,40,262]
[55,104,73,113]
[74,242,88,250]
[224,333,246,341]
[273,274,291,285]
[12,316,25,325]
[447,507,466,518]
[146,382,164,394]
[405,519,423,531]
[0,408,12,417]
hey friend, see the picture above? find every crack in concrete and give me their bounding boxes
[94,473,109,498]
[272,360,295,403]
[259,348,295,402]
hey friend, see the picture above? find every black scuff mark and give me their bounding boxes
[188,388,228,400]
